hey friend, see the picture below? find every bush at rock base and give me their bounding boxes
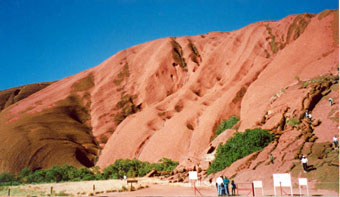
[207,128,275,174]
[0,158,178,186]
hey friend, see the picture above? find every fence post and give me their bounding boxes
[251,183,255,197]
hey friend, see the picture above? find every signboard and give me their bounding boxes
[273,173,293,197]
[273,173,292,187]
[298,178,308,186]
[253,180,264,196]
[298,178,309,197]
[253,181,263,188]
[189,171,198,180]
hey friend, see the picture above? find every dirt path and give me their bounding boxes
[106,184,217,196]
[106,185,340,197]
[12,177,339,196]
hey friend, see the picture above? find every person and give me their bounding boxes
[270,154,274,164]
[333,136,338,148]
[216,176,224,196]
[231,180,236,196]
[308,113,312,121]
[223,176,230,195]
[329,98,333,106]
[301,155,308,172]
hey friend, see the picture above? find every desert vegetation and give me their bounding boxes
[0,158,178,186]
[207,128,275,174]
[102,158,178,179]
[286,117,300,126]
[213,116,240,139]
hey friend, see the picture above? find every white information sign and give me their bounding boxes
[189,171,198,180]
[273,173,292,187]
[298,178,308,186]
[253,181,263,188]
[298,178,309,197]
[253,180,264,196]
[273,173,293,197]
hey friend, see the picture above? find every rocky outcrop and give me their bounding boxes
[0,9,338,192]
[0,82,53,112]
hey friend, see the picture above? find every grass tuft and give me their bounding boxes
[286,117,300,126]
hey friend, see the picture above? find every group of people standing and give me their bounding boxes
[215,176,236,196]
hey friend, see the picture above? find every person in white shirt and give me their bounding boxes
[301,155,308,172]
[333,136,338,148]
[329,97,333,106]
[216,176,224,195]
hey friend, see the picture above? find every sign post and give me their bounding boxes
[298,178,309,197]
[189,171,202,196]
[253,180,264,196]
[273,173,293,196]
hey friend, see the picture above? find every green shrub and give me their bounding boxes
[286,117,300,126]
[214,116,240,139]
[207,128,274,174]
[18,168,33,183]
[77,168,95,180]
[0,173,18,186]
[103,158,178,179]
[27,169,47,183]
[0,158,178,186]
[45,166,64,182]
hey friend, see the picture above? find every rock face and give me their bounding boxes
[0,82,54,112]
[0,9,338,188]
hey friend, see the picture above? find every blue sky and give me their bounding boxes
[0,0,338,90]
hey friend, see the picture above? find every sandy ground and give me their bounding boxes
[106,184,340,197]
[12,177,339,196]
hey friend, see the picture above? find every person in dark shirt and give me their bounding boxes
[231,180,236,196]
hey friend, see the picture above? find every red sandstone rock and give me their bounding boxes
[0,10,338,190]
